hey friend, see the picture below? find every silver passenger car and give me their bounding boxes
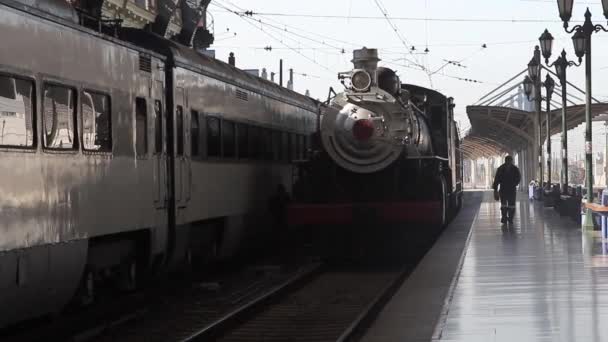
[0,0,318,327]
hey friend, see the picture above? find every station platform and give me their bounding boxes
[362,190,608,342]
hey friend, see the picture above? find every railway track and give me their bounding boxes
[3,227,434,342]
[1,256,318,342]
[85,261,321,342]
[182,265,412,342]
[87,226,434,342]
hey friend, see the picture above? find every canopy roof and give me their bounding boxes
[461,104,608,159]
[460,66,608,159]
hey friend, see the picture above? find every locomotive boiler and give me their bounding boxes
[289,48,463,228]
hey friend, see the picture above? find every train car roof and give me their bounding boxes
[402,83,449,103]
[120,28,321,112]
[1,0,168,61]
[0,1,321,112]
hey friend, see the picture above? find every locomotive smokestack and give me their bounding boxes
[279,59,283,87]
[352,47,380,70]
[287,68,293,90]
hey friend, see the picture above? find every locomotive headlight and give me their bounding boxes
[351,70,372,92]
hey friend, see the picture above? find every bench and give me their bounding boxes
[557,194,581,223]
[585,203,608,239]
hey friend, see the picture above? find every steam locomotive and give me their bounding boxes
[288,48,463,229]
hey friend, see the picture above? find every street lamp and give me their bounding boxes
[556,1,608,228]
[523,76,533,98]
[557,0,574,23]
[539,29,554,61]
[522,46,546,191]
[539,26,582,194]
[571,29,587,60]
[528,57,540,81]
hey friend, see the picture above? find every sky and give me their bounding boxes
[207,0,608,128]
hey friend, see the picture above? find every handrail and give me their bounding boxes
[74,8,123,37]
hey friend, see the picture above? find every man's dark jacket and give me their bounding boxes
[492,164,521,193]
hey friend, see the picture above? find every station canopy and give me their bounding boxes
[460,67,608,160]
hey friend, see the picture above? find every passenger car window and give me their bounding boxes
[263,128,273,161]
[44,84,76,149]
[272,130,281,161]
[206,116,221,157]
[289,133,297,161]
[135,97,147,156]
[154,100,162,154]
[297,134,304,160]
[0,76,34,148]
[176,106,184,156]
[223,120,236,158]
[191,110,199,157]
[281,132,289,161]
[237,123,248,159]
[248,125,261,160]
[82,90,111,152]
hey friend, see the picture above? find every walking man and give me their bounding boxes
[493,155,521,224]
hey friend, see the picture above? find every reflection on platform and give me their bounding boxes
[581,229,608,268]
[436,191,608,342]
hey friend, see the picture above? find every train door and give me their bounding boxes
[174,87,191,210]
[151,77,170,264]
[447,98,456,194]
[153,82,167,209]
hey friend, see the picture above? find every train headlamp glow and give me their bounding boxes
[351,70,372,92]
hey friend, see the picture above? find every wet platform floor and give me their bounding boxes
[363,191,608,342]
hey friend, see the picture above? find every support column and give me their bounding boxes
[471,158,476,189]
[605,122,608,187]
[529,146,536,184]
[583,32,594,230]
[560,77,569,193]
[537,95,544,189]
[486,158,492,189]
[546,94,552,185]
[519,150,528,191]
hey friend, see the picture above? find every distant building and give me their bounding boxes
[102,0,183,37]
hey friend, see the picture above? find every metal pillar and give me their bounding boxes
[471,158,476,189]
[546,93,552,185]
[560,77,569,193]
[536,88,544,188]
[605,122,608,187]
[529,147,536,186]
[518,151,526,191]
[486,158,492,189]
[583,32,594,229]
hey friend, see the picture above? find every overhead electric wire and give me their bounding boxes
[226,0,423,67]
[211,1,335,73]
[371,0,424,70]
[212,0,493,86]
[220,0,360,49]
[217,5,344,50]
[382,60,487,85]
[225,10,576,23]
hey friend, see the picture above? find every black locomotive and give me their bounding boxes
[288,48,463,229]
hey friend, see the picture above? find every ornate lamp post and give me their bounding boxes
[522,46,545,192]
[556,1,608,228]
[539,29,581,194]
